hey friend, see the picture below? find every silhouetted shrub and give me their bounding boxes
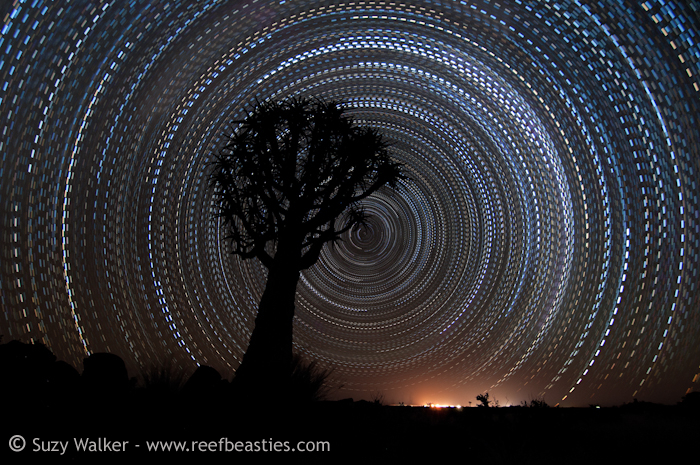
[0,339,57,388]
[371,391,385,406]
[81,352,133,416]
[289,353,336,403]
[477,392,499,407]
[521,396,549,408]
[183,364,224,399]
[679,391,700,409]
[0,340,57,416]
[139,360,186,395]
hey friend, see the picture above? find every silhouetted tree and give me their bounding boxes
[477,392,498,407]
[210,97,405,400]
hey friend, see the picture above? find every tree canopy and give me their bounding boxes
[210,97,405,271]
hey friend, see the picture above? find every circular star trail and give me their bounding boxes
[1,0,698,406]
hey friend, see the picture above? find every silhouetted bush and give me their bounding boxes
[0,340,57,417]
[289,353,336,403]
[0,339,56,388]
[138,360,186,397]
[82,352,130,393]
[371,391,385,406]
[521,396,549,408]
[477,392,499,407]
[182,364,222,395]
[679,391,700,409]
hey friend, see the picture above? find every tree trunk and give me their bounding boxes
[232,243,301,402]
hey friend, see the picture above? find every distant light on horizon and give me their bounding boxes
[424,403,463,410]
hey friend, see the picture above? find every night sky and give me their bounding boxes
[1,0,698,408]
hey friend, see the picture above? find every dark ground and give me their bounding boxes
[4,399,697,464]
[2,340,697,463]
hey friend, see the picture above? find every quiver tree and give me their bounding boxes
[210,97,405,400]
